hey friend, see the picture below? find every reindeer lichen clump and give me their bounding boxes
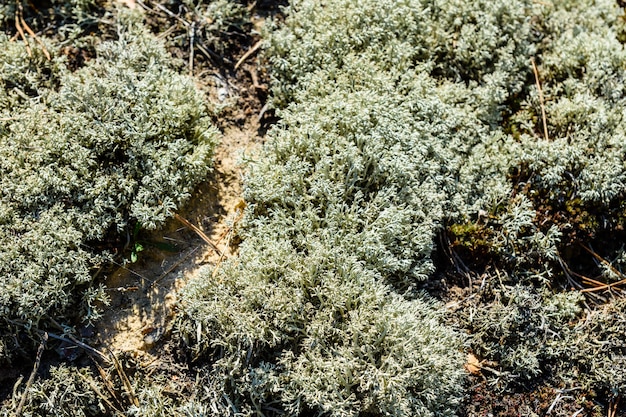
[0,22,218,362]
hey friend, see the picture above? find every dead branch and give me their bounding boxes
[92,360,125,411]
[76,371,123,415]
[109,350,140,407]
[14,3,32,57]
[13,1,50,60]
[17,4,50,60]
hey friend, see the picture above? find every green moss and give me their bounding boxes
[449,222,493,252]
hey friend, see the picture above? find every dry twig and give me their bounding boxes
[189,21,196,76]
[531,57,549,140]
[15,332,47,416]
[578,244,626,294]
[109,350,139,407]
[92,360,125,411]
[76,371,122,415]
[608,396,619,417]
[13,1,51,60]
[235,39,262,70]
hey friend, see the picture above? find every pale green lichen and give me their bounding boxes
[0,23,218,361]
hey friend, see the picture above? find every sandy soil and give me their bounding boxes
[95,118,263,359]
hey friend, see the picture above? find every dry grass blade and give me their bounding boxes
[15,332,47,416]
[189,21,196,76]
[76,371,123,415]
[174,213,222,256]
[17,5,51,60]
[235,39,262,70]
[531,57,549,140]
[109,350,140,407]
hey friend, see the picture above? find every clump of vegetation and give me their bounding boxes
[181,0,249,51]
[0,18,218,362]
[178,242,465,415]
[175,0,626,413]
[1,364,106,417]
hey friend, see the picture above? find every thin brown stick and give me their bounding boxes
[46,331,112,363]
[17,8,51,60]
[196,43,231,65]
[109,350,139,407]
[151,1,190,26]
[92,360,125,411]
[174,213,222,256]
[46,318,112,363]
[556,256,611,302]
[189,22,195,76]
[580,244,626,279]
[531,57,549,140]
[15,332,47,416]
[578,244,626,293]
[234,39,262,70]
[580,279,626,293]
[14,5,32,57]
[608,396,619,417]
[109,259,154,284]
[76,372,122,414]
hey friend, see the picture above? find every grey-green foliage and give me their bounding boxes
[0,35,66,112]
[1,364,106,417]
[162,0,248,53]
[0,25,218,357]
[0,0,97,29]
[178,241,465,416]
[462,277,626,394]
[268,0,538,107]
[461,280,583,384]
[510,0,626,205]
[175,1,491,415]
[565,298,626,393]
[265,0,545,226]
[177,0,626,412]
